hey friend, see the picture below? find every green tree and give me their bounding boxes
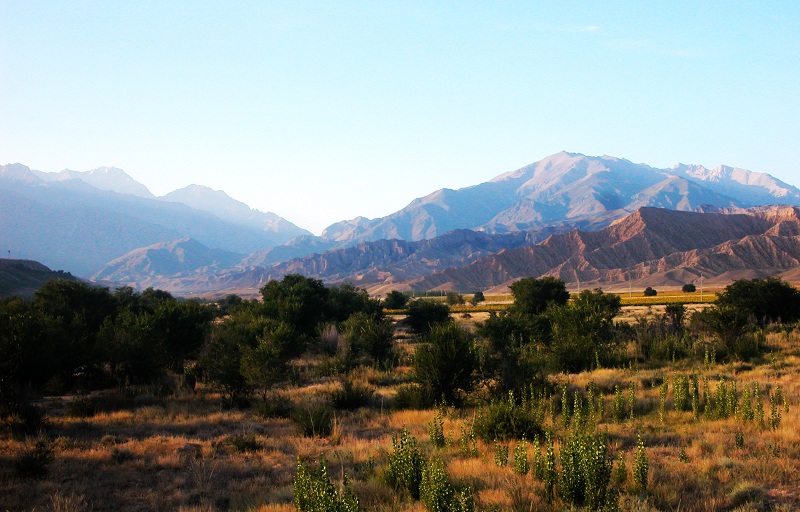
[260,274,330,337]
[406,299,451,335]
[341,311,394,362]
[240,323,294,403]
[325,282,382,323]
[470,291,485,306]
[445,292,465,306]
[99,309,167,385]
[384,290,409,310]
[682,283,696,293]
[414,322,477,405]
[546,289,621,373]
[509,277,569,317]
[715,277,800,327]
[643,287,657,297]
[476,312,546,395]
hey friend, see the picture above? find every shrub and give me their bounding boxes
[429,412,446,448]
[715,277,800,327]
[225,433,261,453]
[341,312,394,363]
[420,458,475,512]
[633,434,648,491]
[392,383,432,410]
[682,283,696,293]
[413,323,477,405]
[407,300,451,335]
[558,432,614,510]
[293,457,359,512]
[470,291,485,306]
[292,399,334,437]
[385,428,424,500]
[643,287,657,297]
[512,439,529,475]
[509,277,569,317]
[383,290,409,310]
[330,379,374,410]
[473,392,542,442]
[14,437,54,479]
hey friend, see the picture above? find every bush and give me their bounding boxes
[473,393,542,442]
[715,277,800,326]
[224,433,261,453]
[292,399,334,437]
[407,300,451,335]
[413,323,477,405]
[643,287,657,297]
[420,458,475,512]
[14,437,54,479]
[385,428,424,500]
[392,383,433,410]
[330,379,374,410]
[682,283,696,293]
[558,432,614,510]
[384,290,409,310]
[509,277,569,317]
[294,457,359,512]
[341,312,394,363]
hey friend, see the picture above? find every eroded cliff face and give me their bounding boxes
[403,205,800,292]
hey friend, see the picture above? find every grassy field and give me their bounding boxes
[2,317,799,511]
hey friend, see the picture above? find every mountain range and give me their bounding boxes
[3,152,800,295]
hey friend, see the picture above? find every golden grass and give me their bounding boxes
[4,330,800,511]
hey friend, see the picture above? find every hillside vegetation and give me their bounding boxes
[1,276,800,511]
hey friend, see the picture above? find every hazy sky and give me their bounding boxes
[2,2,799,234]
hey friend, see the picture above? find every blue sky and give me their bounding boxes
[2,1,799,234]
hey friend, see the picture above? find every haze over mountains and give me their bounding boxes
[3,152,800,296]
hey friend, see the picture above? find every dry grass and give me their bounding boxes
[3,331,800,511]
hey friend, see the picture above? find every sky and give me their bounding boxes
[2,1,799,234]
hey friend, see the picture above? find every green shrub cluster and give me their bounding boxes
[293,457,359,512]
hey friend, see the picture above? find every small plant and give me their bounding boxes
[628,381,636,421]
[48,491,91,512]
[512,438,529,475]
[673,374,689,412]
[754,382,765,428]
[494,440,508,467]
[543,432,557,501]
[614,453,628,487]
[658,381,668,423]
[420,458,474,512]
[679,446,690,463]
[473,392,541,442]
[224,433,261,453]
[429,412,446,448]
[293,457,359,512]
[13,437,54,479]
[330,379,374,410]
[558,432,614,510]
[292,399,334,437]
[633,434,648,491]
[458,422,479,458]
[735,429,745,448]
[386,428,424,499]
[770,389,782,430]
[612,385,624,424]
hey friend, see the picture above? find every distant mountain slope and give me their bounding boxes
[35,166,156,198]
[0,164,307,276]
[402,206,800,292]
[92,238,243,288]
[92,227,563,293]
[0,259,78,298]
[320,152,800,245]
[160,185,309,243]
